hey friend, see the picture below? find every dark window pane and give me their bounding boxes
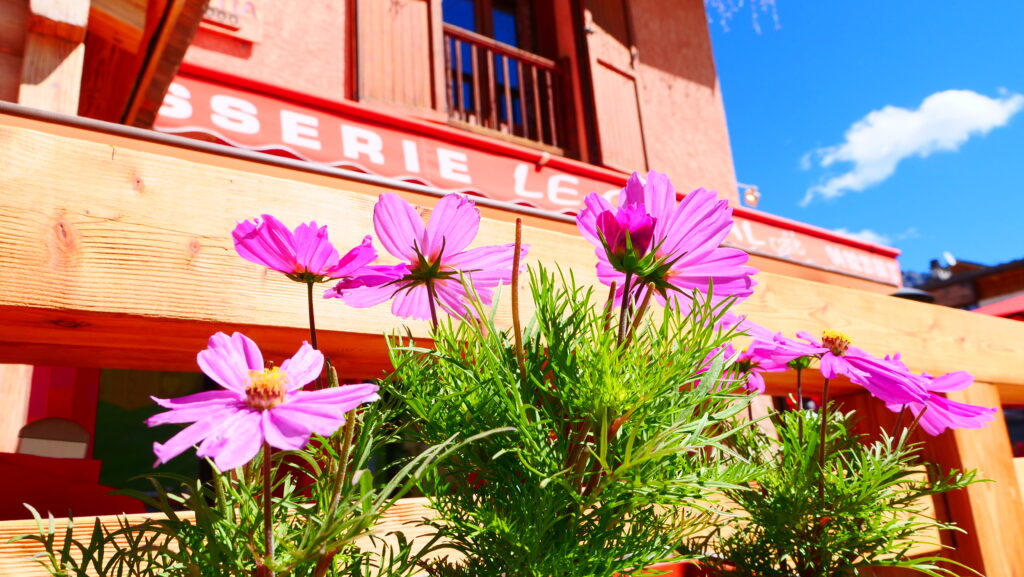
[492,0,519,47]
[442,0,476,31]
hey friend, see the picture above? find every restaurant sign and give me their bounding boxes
[154,74,902,286]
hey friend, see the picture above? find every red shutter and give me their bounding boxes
[582,0,648,173]
[356,0,445,115]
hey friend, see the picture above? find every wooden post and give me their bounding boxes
[841,386,1024,576]
[0,365,33,452]
[932,383,1024,576]
[18,0,90,114]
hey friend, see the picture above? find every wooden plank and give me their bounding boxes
[123,0,208,128]
[935,383,1024,576]
[1,113,1024,393]
[1016,457,1024,497]
[89,0,146,52]
[0,51,22,102]
[26,0,90,43]
[0,498,442,577]
[18,35,85,114]
[0,364,33,452]
[0,0,29,57]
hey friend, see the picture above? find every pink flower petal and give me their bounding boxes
[641,170,677,225]
[196,332,262,393]
[618,172,645,207]
[233,214,298,274]
[292,221,339,275]
[289,383,380,412]
[927,371,974,393]
[576,193,614,247]
[147,391,243,425]
[152,406,238,465]
[327,235,378,277]
[200,410,264,471]
[426,194,480,257]
[261,410,313,451]
[392,284,432,320]
[374,194,427,261]
[269,405,347,437]
[280,343,325,391]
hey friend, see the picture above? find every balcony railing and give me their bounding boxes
[443,24,563,150]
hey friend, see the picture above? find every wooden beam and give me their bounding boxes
[1,110,1024,395]
[18,35,85,114]
[27,0,90,43]
[19,0,90,114]
[0,364,33,452]
[123,0,209,128]
[89,0,146,52]
[841,389,1024,575]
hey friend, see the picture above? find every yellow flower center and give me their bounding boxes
[245,366,288,410]
[821,330,852,356]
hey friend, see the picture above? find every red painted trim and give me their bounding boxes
[179,62,630,183]
[175,63,902,259]
[733,206,901,258]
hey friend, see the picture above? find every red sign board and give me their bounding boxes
[154,74,902,286]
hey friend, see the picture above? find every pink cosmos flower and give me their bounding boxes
[576,171,757,307]
[882,355,995,436]
[595,204,657,270]
[147,332,379,471]
[713,314,789,394]
[744,329,929,406]
[799,331,929,405]
[233,214,378,283]
[325,193,527,320]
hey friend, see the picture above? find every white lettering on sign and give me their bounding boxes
[437,148,471,184]
[824,245,898,283]
[280,110,321,150]
[210,95,260,134]
[341,125,385,165]
[513,164,544,199]
[401,140,421,173]
[729,220,767,250]
[768,230,806,259]
[548,174,580,206]
[160,83,193,120]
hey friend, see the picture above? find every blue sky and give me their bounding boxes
[708,2,1024,273]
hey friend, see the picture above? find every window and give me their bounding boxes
[441,0,564,150]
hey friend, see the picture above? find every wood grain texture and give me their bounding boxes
[2,112,1024,391]
[89,0,146,52]
[0,364,33,452]
[125,0,209,128]
[0,498,442,577]
[18,35,84,114]
[27,0,90,43]
[937,382,1024,576]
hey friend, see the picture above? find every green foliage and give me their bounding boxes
[387,266,757,577]
[12,388,473,577]
[695,408,980,577]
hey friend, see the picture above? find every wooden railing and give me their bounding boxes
[0,499,442,577]
[443,24,563,149]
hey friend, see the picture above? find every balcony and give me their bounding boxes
[443,24,564,152]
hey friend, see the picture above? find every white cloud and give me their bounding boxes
[832,227,918,247]
[801,90,1024,206]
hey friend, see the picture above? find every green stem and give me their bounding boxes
[306,281,319,349]
[425,280,440,330]
[796,367,804,441]
[616,272,634,344]
[817,377,831,510]
[262,441,275,576]
[796,365,804,410]
[511,218,527,385]
[330,409,358,511]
